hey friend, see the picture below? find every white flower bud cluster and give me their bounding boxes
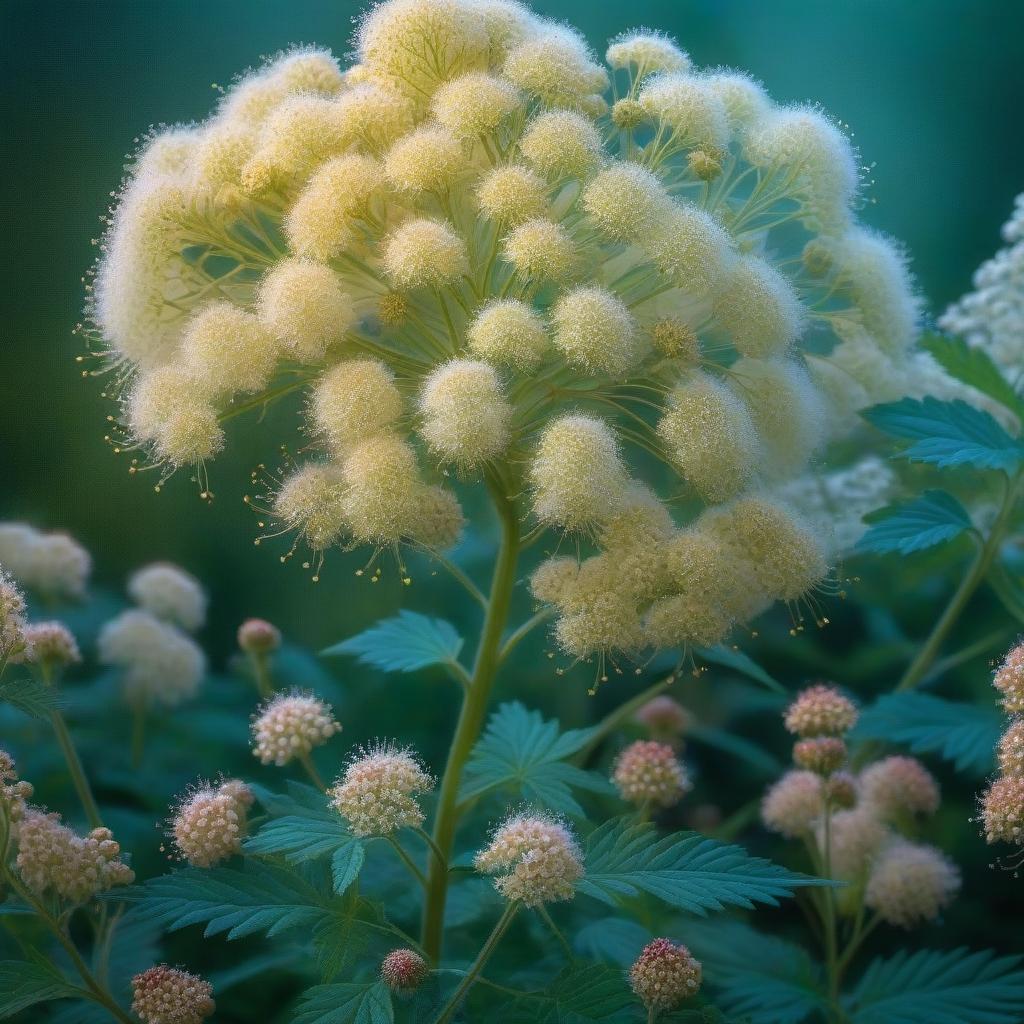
[22,621,81,670]
[251,691,340,766]
[16,809,134,904]
[0,569,29,664]
[981,642,1024,852]
[0,523,91,600]
[131,965,215,1024]
[169,779,254,867]
[89,0,921,654]
[0,751,33,825]
[128,562,207,631]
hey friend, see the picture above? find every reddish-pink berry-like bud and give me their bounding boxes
[238,617,281,655]
[793,736,846,775]
[994,643,1024,715]
[629,938,702,1011]
[131,965,215,1024]
[784,684,858,737]
[633,695,691,741]
[612,740,691,809]
[998,720,1024,777]
[859,756,939,820]
[380,949,428,993]
[981,774,1024,845]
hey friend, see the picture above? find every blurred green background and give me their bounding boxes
[3,0,1024,653]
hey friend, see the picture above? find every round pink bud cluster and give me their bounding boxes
[825,771,857,809]
[633,695,691,741]
[475,813,584,906]
[817,807,889,882]
[859,755,939,820]
[998,720,1024,777]
[380,949,429,993]
[16,810,134,904]
[251,691,340,766]
[612,740,691,808]
[629,938,702,1012]
[783,684,858,737]
[793,736,847,776]
[238,617,281,655]
[994,643,1024,715]
[170,779,254,867]
[131,966,215,1024]
[22,621,81,670]
[981,774,1024,845]
[0,570,28,663]
[330,742,434,837]
[0,751,33,823]
[761,770,823,837]
[864,839,960,928]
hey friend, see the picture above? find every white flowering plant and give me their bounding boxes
[3,1,1024,1022]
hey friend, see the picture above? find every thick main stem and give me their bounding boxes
[421,484,520,961]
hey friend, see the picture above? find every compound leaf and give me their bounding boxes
[922,334,1024,418]
[323,610,463,673]
[294,981,393,1024]
[0,961,80,1019]
[857,490,973,555]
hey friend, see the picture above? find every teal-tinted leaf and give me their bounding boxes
[322,610,463,673]
[686,918,826,1024]
[857,490,973,555]
[120,861,328,940]
[460,702,611,815]
[847,947,1024,1024]
[864,397,1023,472]
[852,692,1000,775]
[578,818,827,914]
[922,334,1024,418]
[294,981,393,1024]
[0,676,59,719]
[245,814,351,860]
[573,917,650,966]
[0,961,80,1019]
[311,897,403,982]
[331,840,365,895]
[693,645,783,693]
[500,964,637,1023]
[250,781,332,819]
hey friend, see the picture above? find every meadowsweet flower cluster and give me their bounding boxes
[169,778,254,867]
[131,966,215,1024]
[87,0,922,664]
[0,570,29,665]
[981,642,1024,856]
[21,620,81,670]
[629,938,702,1013]
[0,752,33,824]
[763,685,958,926]
[128,562,207,631]
[0,523,91,600]
[633,694,691,743]
[251,690,341,765]
[612,739,691,808]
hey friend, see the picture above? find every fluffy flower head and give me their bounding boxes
[169,779,254,868]
[612,740,691,808]
[131,966,215,1024]
[629,938,702,1012]
[251,691,340,766]
[784,684,857,738]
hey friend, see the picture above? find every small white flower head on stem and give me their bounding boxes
[859,755,940,820]
[783,684,858,738]
[792,737,847,777]
[330,741,434,837]
[131,965,215,1024]
[998,720,1024,777]
[864,839,960,929]
[761,770,823,838]
[634,695,691,743]
[0,525,91,601]
[251,690,340,766]
[629,938,702,1012]
[475,811,583,906]
[981,774,1024,845]
[380,948,429,993]
[612,740,691,809]
[0,569,28,663]
[237,617,282,655]
[128,562,207,632]
[168,778,254,868]
[21,621,81,671]
[0,751,33,824]
[994,642,1024,715]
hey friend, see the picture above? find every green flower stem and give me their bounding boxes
[822,801,840,1017]
[413,826,447,870]
[248,651,274,699]
[49,708,102,830]
[431,902,518,1024]
[537,904,574,962]
[836,910,882,982]
[297,750,327,793]
[498,608,555,665]
[421,482,520,962]
[386,835,428,890]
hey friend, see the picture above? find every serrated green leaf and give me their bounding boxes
[500,964,637,1023]
[460,702,611,815]
[322,610,463,673]
[693,645,783,693]
[573,917,650,966]
[852,692,1000,775]
[846,947,1024,1024]
[245,814,351,860]
[120,861,329,940]
[0,961,81,1019]
[857,490,973,555]
[294,981,393,1024]
[312,897,403,982]
[686,918,826,1024]
[0,676,60,719]
[922,334,1024,418]
[250,780,332,818]
[864,397,1024,472]
[331,839,365,895]
[577,818,827,914]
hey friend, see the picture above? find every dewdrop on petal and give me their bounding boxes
[503,218,578,282]
[503,28,607,108]
[341,433,424,544]
[432,71,521,138]
[284,154,381,261]
[520,109,602,180]
[656,374,758,503]
[529,414,630,532]
[793,737,846,776]
[784,684,857,738]
[475,812,583,906]
[998,720,1024,777]
[630,939,702,1012]
[128,563,206,632]
[330,742,434,836]
[476,164,548,225]
[865,839,960,928]
[606,31,689,78]
[257,260,355,364]
[380,949,429,994]
[384,126,464,193]
[761,770,823,837]
[994,643,1024,714]
[639,73,729,151]
[252,691,340,766]
[859,755,939,820]
[581,163,670,242]
[713,255,805,358]
[551,286,642,377]
[529,556,579,605]
[646,203,734,296]
[180,301,280,396]
[170,779,254,867]
[467,299,548,370]
[131,966,215,1024]
[22,622,81,670]
[613,740,691,808]
[311,359,404,456]
[419,360,512,468]
[273,463,349,551]
[383,219,468,290]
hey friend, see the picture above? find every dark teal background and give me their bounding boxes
[2,0,1023,650]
